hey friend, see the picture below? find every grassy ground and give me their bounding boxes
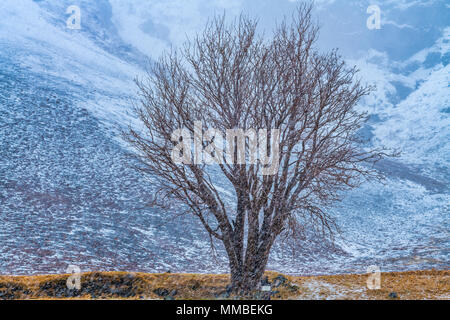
[0,270,448,300]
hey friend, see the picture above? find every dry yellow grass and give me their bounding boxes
[279,270,449,300]
[0,270,448,300]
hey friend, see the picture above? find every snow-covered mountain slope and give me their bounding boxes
[0,0,448,275]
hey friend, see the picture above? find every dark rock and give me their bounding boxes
[287,284,299,292]
[125,273,136,280]
[272,275,288,288]
[263,293,271,301]
[170,289,178,296]
[252,291,264,300]
[216,290,230,299]
[389,292,398,299]
[255,291,271,301]
[0,283,28,299]
[38,273,142,298]
[190,281,201,290]
[153,288,170,297]
[261,276,270,286]
[67,289,82,297]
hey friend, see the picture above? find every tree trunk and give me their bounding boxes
[225,204,276,296]
[228,250,269,296]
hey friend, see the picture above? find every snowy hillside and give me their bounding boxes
[0,0,448,275]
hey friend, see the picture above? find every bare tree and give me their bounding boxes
[124,4,390,294]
